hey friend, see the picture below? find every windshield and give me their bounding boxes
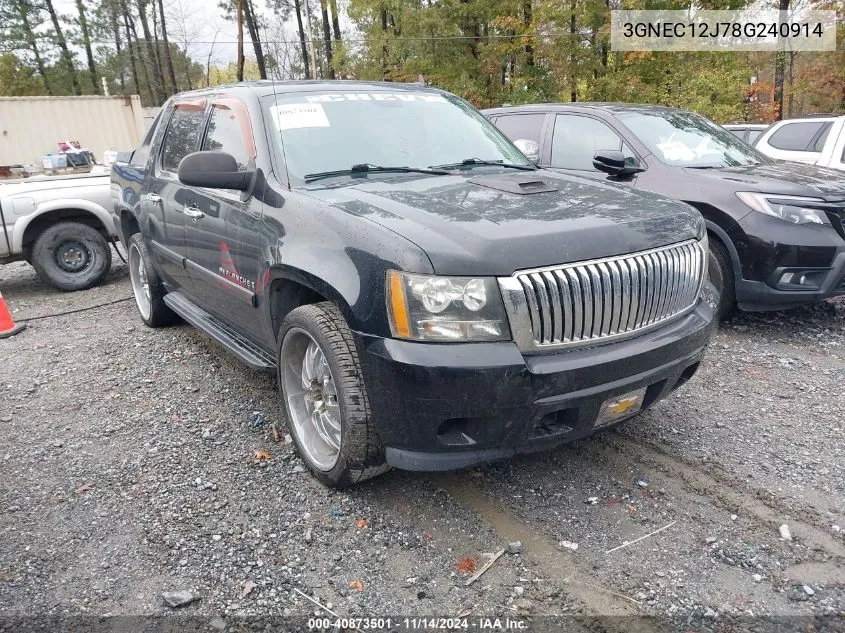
[264,90,531,183]
[617,110,771,168]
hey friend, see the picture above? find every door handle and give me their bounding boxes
[145,192,162,204]
[183,205,205,219]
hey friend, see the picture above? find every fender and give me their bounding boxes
[265,264,363,334]
[11,198,116,253]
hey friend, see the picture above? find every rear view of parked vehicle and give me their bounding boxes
[486,103,845,318]
[113,81,717,487]
[0,173,116,291]
[753,115,845,171]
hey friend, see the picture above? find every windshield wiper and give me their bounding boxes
[305,163,449,183]
[432,158,536,171]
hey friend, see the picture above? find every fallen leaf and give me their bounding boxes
[254,450,272,461]
[357,519,368,529]
[241,579,256,597]
[422,530,433,541]
[272,425,281,442]
[456,557,477,574]
[75,484,94,494]
[170,414,181,422]
[349,579,364,591]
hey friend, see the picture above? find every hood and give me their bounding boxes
[684,162,845,201]
[302,170,703,276]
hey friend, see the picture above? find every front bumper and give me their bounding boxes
[733,212,845,311]
[356,298,716,471]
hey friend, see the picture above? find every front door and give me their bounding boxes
[148,98,208,297]
[185,97,264,341]
[544,113,639,183]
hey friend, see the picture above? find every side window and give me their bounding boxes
[160,103,206,173]
[747,129,764,145]
[495,114,545,144]
[202,103,254,170]
[551,114,634,171]
[811,122,832,152]
[767,122,827,152]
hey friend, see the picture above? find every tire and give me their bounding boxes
[277,302,390,488]
[708,237,736,320]
[31,221,112,291]
[127,233,178,327]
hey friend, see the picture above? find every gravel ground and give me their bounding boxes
[1,258,844,632]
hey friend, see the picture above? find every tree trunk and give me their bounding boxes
[569,1,577,102]
[319,0,334,79]
[773,0,790,120]
[15,4,53,95]
[126,8,154,105]
[75,0,99,93]
[243,0,267,79]
[156,0,178,94]
[787,50,795,117]
[236,0,244,81]
[329,0,341,41]
[380,7,388,80]
[44,0,81,95]
[137,0,165,103]
[523,0,533,67]
[292,0,311,79]
[110,0,125,92]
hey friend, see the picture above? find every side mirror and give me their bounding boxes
[593,149,643,176]
[513,139,540,163]
[178,151,254,191]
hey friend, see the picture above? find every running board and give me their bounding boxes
[164,292,276,372]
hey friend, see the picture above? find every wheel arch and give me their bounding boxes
[15,201,114,254]
[705,219,742,284]
[266,267,357,341]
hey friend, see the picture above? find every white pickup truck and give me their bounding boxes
[754,115,845,172]
[0,173,118,290]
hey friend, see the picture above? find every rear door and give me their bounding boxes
[186,96,264,339]
[147,98,208,295]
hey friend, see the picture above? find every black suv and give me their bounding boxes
[485,104,845,317]
[113,82,716,487]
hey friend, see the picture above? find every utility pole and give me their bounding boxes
[303,0,318,79]
[237,0,245,81]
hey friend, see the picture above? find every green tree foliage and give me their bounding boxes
[0,52,44,94]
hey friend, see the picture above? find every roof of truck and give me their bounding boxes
[173,80,440,99]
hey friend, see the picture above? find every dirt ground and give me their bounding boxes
[1,258,844,633]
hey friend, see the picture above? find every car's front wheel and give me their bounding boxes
[708,238,736,320]
[278,302,389,488]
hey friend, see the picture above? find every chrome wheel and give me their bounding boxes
[281,328,342,471]
[128,242,151,320]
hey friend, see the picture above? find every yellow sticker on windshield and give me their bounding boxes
[271,103,330,131]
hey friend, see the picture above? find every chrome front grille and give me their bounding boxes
[499,239,706,351]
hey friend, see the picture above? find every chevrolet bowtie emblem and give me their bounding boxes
[607,397,639,415]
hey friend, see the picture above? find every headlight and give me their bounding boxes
[736,192,831,226]
[386,271,511,342]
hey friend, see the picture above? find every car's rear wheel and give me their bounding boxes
[278,302,389,488]
[708,237,736,320]
[31,221,111,291]
[127,233,177,327]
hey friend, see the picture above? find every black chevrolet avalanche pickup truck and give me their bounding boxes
[112,81,717,487]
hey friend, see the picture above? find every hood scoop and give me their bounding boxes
[468,173,558,195]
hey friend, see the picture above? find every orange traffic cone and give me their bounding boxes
[0,291,25,339]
